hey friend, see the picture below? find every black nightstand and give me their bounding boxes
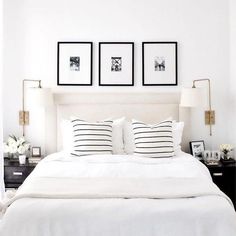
[203,162,236,208]
[4,158,37,189]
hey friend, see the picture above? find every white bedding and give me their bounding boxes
[0,152,236,236]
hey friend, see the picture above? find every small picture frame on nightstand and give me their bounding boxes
[212,150,221,161]
[189,140,205,160]
[32,147,41,157]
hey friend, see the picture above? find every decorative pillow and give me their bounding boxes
[124,120,184,155]
[132,119,174,158]
[71,118,113,157]
[61,117,125,154]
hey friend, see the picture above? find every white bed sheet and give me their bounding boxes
[0,152,236,236]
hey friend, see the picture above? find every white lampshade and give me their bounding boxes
[27,87,53,107]
[180,88,206,107]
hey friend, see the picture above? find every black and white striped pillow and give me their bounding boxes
[132,119,174,158]
[71,118,113,157]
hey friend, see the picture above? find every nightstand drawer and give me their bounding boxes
[205,163,236,208]
[4,158,38,189]
[4,166,33,183]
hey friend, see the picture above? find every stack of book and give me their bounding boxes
[28,157,42,164]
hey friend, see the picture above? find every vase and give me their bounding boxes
[19,155,26,165]
[223,152,230,160]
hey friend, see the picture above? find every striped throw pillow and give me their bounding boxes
[71,118,113,157]
[132,119,174,158]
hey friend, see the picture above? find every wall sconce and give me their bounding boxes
[19,79,53,136]
[180,79,215,136]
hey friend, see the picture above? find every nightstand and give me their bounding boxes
[203,162,236,208]
[4,158,37,189]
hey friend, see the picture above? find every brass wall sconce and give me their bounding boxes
[19,79,53,136]
[180,78,215,136]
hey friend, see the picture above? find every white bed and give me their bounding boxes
[0,152,236,236]
[1,93,236,235]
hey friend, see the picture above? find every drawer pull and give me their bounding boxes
[13,172,23,176]
[213,173,223,176]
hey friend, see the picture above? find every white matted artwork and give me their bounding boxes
[57,42,93,86]
[142,42,177,86]
[190,140,205,160]
[99,42,134,86]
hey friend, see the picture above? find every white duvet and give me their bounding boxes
[0,152,236,236]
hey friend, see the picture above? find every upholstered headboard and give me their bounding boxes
[44,92,190,154]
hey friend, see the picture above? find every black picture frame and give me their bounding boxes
[57,42,93,86]
[142,42,178,86]
[32,147,41,157]
[99,42,134,86]
[189,140,205,159]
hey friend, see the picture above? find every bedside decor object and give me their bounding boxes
[28,156,42,164]
[212,150,221,162]
[99,42,134,86]
[3,135,30,159]
[203,150,213,163]
[220,144,233,160]
[18,155,26,165]
[32,147,41,157]
[189,140,205,160]
[142,42,177,86]
[180,79,215,136]
[57,42,93,86]
[20,79,53,136]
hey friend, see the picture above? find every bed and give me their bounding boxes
[0,93,236,235]
[0,152,236,236]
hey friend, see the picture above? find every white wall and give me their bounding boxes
[0,0,5,199]
[229,0,236,149]
[3,0,230,154]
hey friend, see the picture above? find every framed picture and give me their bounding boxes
[212,150,221,161]
[57,42,93,86]
[203,150,212,161]
[142,42,177,86]
[189,140,205,160]
[32,147,41,157]
[99,42,134,86]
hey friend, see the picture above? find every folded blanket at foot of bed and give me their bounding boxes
[1,176,232,214]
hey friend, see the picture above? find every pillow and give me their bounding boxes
[172,121,184,155]
[60,119,73,153]
[112,117,125,154]
[123,121,135,154]
[61,117,125,154]
[124,120,184,155]
[132,119,174,158]
[71,118,113,157]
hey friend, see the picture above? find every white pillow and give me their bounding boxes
[112,117,125,154]
[60,117,125,154]
[123,121,135,154]
[60,119,73,153]
[172,121,184,155]
[124,119,184,155]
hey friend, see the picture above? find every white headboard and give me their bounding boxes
[44,92,190,154]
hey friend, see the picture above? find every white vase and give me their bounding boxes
[19,155,26,165]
